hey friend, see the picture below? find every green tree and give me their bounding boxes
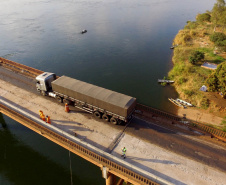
[206,61,226,97]
[210,31,226,51]
[211,0,226,31]
[189,51,205,64]
[210,32,226,42]
[196,13,211,22]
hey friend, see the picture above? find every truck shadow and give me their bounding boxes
[127,156,180,165]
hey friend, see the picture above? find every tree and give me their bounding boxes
[196,13,211,22]
[206,61,226,97]
[189,51,205,64]
[211,0,226,31]
[210,32,226,42]
[210,32,226,50]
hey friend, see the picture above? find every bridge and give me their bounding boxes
[0,57,226,185]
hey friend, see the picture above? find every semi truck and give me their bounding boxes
[36,72,136,124]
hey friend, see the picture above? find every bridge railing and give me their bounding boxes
[136,103,226,142]
[0,57,43,78]
[136,103,181,122]
[191,122,226,142]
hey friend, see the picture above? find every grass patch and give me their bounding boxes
[220,117,226,132]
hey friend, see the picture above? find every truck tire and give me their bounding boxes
[102,114,109,122]
[63,98,70,105]
[94,111,101,119]
[56,96,62,103]
[110,117,118,125]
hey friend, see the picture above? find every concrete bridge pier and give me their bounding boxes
[102,166,118,185]
[106,172,115,185]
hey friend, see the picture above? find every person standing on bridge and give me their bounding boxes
[121,147,127,159]
[65,103,70,113]
[39,110,46,121]
[39,110,43,119]
[46,115,51,124]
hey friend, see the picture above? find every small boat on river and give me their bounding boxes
[158,79,174,83]
[81,29,87,34]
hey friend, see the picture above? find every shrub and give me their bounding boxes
[190,30,197,37]
[200,96,210,109]
[215,40,226,51]
[222,116,226,125]
[178,77,187,85]
[210,32,226,43]
[184,21,198,29]
[169,62,186,78]
[196,13,211,22]
[206,74,219,92]
[189,51,205,64]
[183,89,194,97]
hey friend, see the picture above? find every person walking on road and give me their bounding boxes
[121,147,127,159]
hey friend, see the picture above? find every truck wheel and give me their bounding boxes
[110,117,118,125]
[41,90,46,96]
[102,114,109,122]
[117,120,122,125]
[63,99,70,105]
[56,96,62,103]
[94,111,101,119]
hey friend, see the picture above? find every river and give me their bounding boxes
[0,0,215,184]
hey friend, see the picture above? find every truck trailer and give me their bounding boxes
[36,72,136,124]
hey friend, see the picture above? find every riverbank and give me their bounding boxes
[168,16,226,130]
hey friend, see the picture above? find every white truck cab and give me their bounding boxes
[36,72,56,93]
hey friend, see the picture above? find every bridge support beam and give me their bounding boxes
[102,166,117,185]
[106,172,115,185]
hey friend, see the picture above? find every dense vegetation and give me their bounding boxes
[169,0,226,111]
[206,61,226,97]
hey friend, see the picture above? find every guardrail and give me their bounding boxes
[0,100,169,185]
[136,103,181,122]
[0,57,43,78]
[190,122,226,142]
[136,103,226,142]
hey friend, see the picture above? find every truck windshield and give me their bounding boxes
[45,81,51,91]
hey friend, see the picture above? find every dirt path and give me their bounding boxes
[177,107,223,126]
[176,91,226,128]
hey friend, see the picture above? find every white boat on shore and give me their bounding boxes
[158,79,174,83]
[168,98,186,108]
[176,98,193,107]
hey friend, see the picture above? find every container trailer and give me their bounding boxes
[36,72,136,124]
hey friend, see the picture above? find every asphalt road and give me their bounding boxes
[127,117,226,172]
[1,66,226,173]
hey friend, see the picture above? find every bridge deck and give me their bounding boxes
[0,75,225,185]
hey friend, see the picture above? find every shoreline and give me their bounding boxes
[169,11,226,128]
